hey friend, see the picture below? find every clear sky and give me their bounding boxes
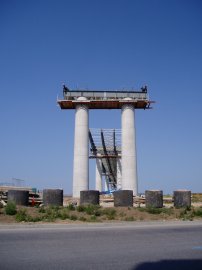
[0,0,202,194]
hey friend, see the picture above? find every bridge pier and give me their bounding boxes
[73,98,89,198]
[58,86,153,198]
[121,103,138,195]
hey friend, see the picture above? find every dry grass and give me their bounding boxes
[192,193,202,203]
[1,203,202,224]
[1,193,202,224]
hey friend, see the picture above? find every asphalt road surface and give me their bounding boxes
[0,221,202,270]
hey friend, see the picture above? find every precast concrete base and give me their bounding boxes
[173,190,191,208]
[7,190,29,206]
[114,190,133,207]
[145,190,163,208]
[43,189,63,206]
[80,190,100,205]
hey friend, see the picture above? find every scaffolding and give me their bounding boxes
[89,129,121,192]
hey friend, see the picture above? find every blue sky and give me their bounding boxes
[0,0,202,194]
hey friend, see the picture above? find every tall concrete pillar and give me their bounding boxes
[95,158,102,192]
[73,98,89,197]
[121,103,138,195]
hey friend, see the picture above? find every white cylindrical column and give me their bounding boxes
[73,99,89,198]
[116,158,122,190]
[95,158,102,192]
[121,103,138,195]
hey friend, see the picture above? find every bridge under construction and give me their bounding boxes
[58,85,154,198]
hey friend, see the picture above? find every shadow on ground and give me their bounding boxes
[133,259,202,270]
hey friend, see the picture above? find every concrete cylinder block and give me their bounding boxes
[80,190,100,205]
[145,190,163,208]
[114,190,133,207]
[7,190,29,206]
[43,189,63,206]
[173,190,191,208]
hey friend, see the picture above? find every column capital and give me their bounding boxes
[121,98,135,111]
[75,97,89,111]
[75,103,89,111]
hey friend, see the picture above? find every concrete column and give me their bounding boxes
[95,158,102,192]
[121,103,138,195]
[116,158,122,190]
[73,98,89,198]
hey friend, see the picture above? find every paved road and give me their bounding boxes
[0,221,202,270]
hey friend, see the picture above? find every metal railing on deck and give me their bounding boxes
[63,90,148,101]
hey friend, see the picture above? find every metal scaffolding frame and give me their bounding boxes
[89,129,121,191]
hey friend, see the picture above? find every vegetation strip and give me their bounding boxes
[1,202,202,223]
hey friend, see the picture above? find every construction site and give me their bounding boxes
[58,84,154,197]
[1,86,202,223]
